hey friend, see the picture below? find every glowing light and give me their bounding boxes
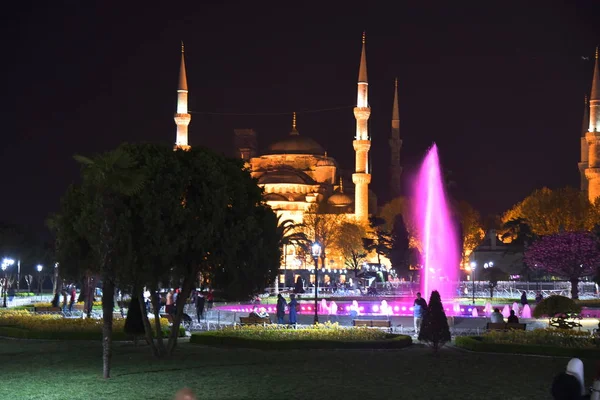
[301,307,306,311]
[372,305,379,312]
[414,144,459,301]
[395,306,400,311]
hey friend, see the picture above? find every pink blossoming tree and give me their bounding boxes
[524,231,600,299]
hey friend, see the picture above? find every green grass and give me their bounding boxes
[0,338,596,399]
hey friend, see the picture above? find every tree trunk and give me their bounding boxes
[166,274,194,355]
[102,276,115,379]
[490,286,494,299]
[137,288,158,357]
[570,278,579,300]
[150,288,166,355]
[78,277,87,303]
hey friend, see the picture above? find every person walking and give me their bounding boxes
[288,294,298,325]
[413,292,427,335]
[195,291,205,323]
[276,293,287,324]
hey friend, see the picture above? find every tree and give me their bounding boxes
[502,187,600,236]
[378,197,420,252]
[417,290,451,353]
[301,205,344,265]
[455,201,485,266]
[389,214,410,278]
[334,222,367,271]
[524,231,600,299]
[65,147,145,378]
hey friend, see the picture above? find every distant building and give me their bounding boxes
[470,230,525,277]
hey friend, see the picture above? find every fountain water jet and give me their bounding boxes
[414,144,460,301]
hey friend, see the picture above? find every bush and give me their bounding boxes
[15,292,35,297]
[533,295,581,318]
[482,328,594,348]
[418,290,451,352]
[0,309,184,340]
[190,324,412,350]
[124,297,145,336]
[455,336,600,358]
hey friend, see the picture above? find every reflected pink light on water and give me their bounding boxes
[414,144,459,303]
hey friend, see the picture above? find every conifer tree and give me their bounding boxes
[124,296,145,345]
[418,290,451,352]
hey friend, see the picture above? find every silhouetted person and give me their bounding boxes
[507,309,519,324]
[195,291,205,322]
[276,294,287,324]
[413,292,427,334]
[490,308,504,323]
[288,294,298,325]
[520,291,528,306]
[551,372,585,400]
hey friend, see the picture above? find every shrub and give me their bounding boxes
[190,323,412,349]
[533,295,581,318]
[0,309,183,339]
[418,290,451,352]
[482,328,594,348]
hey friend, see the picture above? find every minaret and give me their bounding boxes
[352,32,372,223]
[174,41,191,151]
[585,47,600,202]
[389,77,402,199]
[579,95,589,192]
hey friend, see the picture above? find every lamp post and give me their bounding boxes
[36,265,43,295]
[2,258,15,307]
[311,242,321,324]
[470,261,477,305]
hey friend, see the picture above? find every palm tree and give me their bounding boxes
[275,216,309,267]
[74,147,145,379]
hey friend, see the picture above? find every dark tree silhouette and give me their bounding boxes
[418,290,451,353]
[124,296,145,345]
[390,214,410,278]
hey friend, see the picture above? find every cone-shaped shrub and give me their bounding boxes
[124,296,145,336]
[418,290,451,352]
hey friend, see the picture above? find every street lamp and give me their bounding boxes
[470,261,477,305]
[2,258,15,307]
[311,242,322,324]
[36,265,43,294]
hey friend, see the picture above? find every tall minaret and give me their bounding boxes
[585,47,600,202]
[579,95,589,192]
[352,32,372,223]
[174,42,191,151]
[389,77,402,199]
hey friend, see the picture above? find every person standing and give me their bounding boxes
[520,291,528,306]
[276,294,287,324]
[288,294,298,325]
[206,289,214,311]
[68,286,76,312]
[195,291,205,323]
[166,290,174,314]
[413,292,427,335]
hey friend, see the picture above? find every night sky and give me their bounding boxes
[2,1,599,233]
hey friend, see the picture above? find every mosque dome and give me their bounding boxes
[266,112,325,155]
[267,135,325,155]
[327,192,353,207]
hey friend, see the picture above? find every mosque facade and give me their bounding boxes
[172,35,402,284]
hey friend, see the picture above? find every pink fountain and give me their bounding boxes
[414,144,460,303]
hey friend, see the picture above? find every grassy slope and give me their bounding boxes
[0,339,595,400]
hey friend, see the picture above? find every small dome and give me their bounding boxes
[316,155,335,167]
[328,192,353,207]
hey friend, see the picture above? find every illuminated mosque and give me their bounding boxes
[172,35,402,281]
[580,48,600,201]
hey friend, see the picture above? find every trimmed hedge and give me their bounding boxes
[0,325,185,341]
[455,336,600,358]
[191,331,412,350]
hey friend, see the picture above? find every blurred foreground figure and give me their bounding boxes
[173,388,197,400]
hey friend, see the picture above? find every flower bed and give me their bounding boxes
[191,322,412,349]
[0,310,184,340]
[455,328,600,358]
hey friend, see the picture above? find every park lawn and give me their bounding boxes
[0,338,595,400]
